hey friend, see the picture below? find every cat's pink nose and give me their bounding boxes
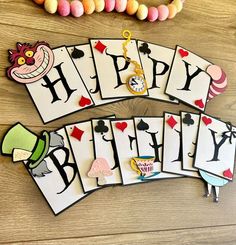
[26,57,35,65]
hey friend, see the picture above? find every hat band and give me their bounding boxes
[29,139,45,162]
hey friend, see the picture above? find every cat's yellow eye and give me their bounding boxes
[25,50,34,57]
[18,57,25,65]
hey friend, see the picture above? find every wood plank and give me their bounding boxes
[0,124,236,243]
[4,225,236,245]
[0,0,235,61]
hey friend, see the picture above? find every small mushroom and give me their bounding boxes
[88,158,113,185]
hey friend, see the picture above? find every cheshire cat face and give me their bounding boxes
[7,41,54,84]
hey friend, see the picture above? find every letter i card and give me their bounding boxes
[90,39,148,99]
[194,114,236,180]
[26,46,94,123]
[165,46,212,111]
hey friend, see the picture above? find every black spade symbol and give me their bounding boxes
[71,47,84,59]
[137,119,149,131]
[95,120,109,134]
[183,113,194,126]
[139,42,151,55]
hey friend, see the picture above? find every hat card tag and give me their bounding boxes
[1,124,87,215]
[134,117,180,180]
[137,41,178,103]
[165,46,212,111]
[67,44,121,106]
[13,149,32,162]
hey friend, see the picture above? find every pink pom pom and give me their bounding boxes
[105,0,115,12]
[157,4,169,21]
[57,0,70,16]
[71,0,84,17]
[147,7,158,22]
[115,0,127,12]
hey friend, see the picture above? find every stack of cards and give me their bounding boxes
[1,112,235,215]
[6,39,227,123]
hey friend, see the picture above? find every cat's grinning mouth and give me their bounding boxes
[14,47,50,79]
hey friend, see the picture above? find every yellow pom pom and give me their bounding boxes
[172,0,183,13]
[82,0,95,14]
[136,4,148,20]
[44,0,58,14]
[94,0,105,12]
[167,3,177,19]
[126,0,139,15]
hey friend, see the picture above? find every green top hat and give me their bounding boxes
[1,123,50,169]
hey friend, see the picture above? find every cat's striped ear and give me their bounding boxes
[16,42,23,51]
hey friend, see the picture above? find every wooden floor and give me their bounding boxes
[0,0,236,244]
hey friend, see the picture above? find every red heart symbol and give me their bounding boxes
[79,96,91,107]
[202,116,212,126]
[194,99,204,109]
[179,48,189,58]
[223,168,233,179]
[115,122,128,132]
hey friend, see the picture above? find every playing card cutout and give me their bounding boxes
[90,39,148,99]
[67,44,121,106]
[162,113,199,177]
[165,46,212,111]
[25,46,94,123]
[137,41,178,103]
[92,119,122,185]
[181,112,201,175]
[194,114,236,180]
[111,119,142,185]
[134,117,180,180]
[1,123,87,215]
[7,41,54,84]
[206,65,228,101]
[88,158,113,185]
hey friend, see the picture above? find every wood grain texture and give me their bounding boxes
[0,0,235,244]
[4,226,236,245]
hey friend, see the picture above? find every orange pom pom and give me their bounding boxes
[34,0,45,5]
[82,0,95,14]
[167,4,177,19]
[126,0,139,15]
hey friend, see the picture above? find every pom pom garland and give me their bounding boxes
[35,0,186,22]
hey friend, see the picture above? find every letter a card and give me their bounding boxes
[134,117,180,180]
[92,118,122,185]
[26,46,94,123]
[65,120,100,193]
[90,39,148,99]
[67,44,121,106]
[194,114,236,181]
[162,113,199,177]
[180,112,200,177]
[110,119,139,185]
[137,41,178,103]
[165,46,212,111]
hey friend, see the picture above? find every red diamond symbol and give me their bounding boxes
[94,41,107,53]
[167,115,177,129]
[70,126,84,141]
